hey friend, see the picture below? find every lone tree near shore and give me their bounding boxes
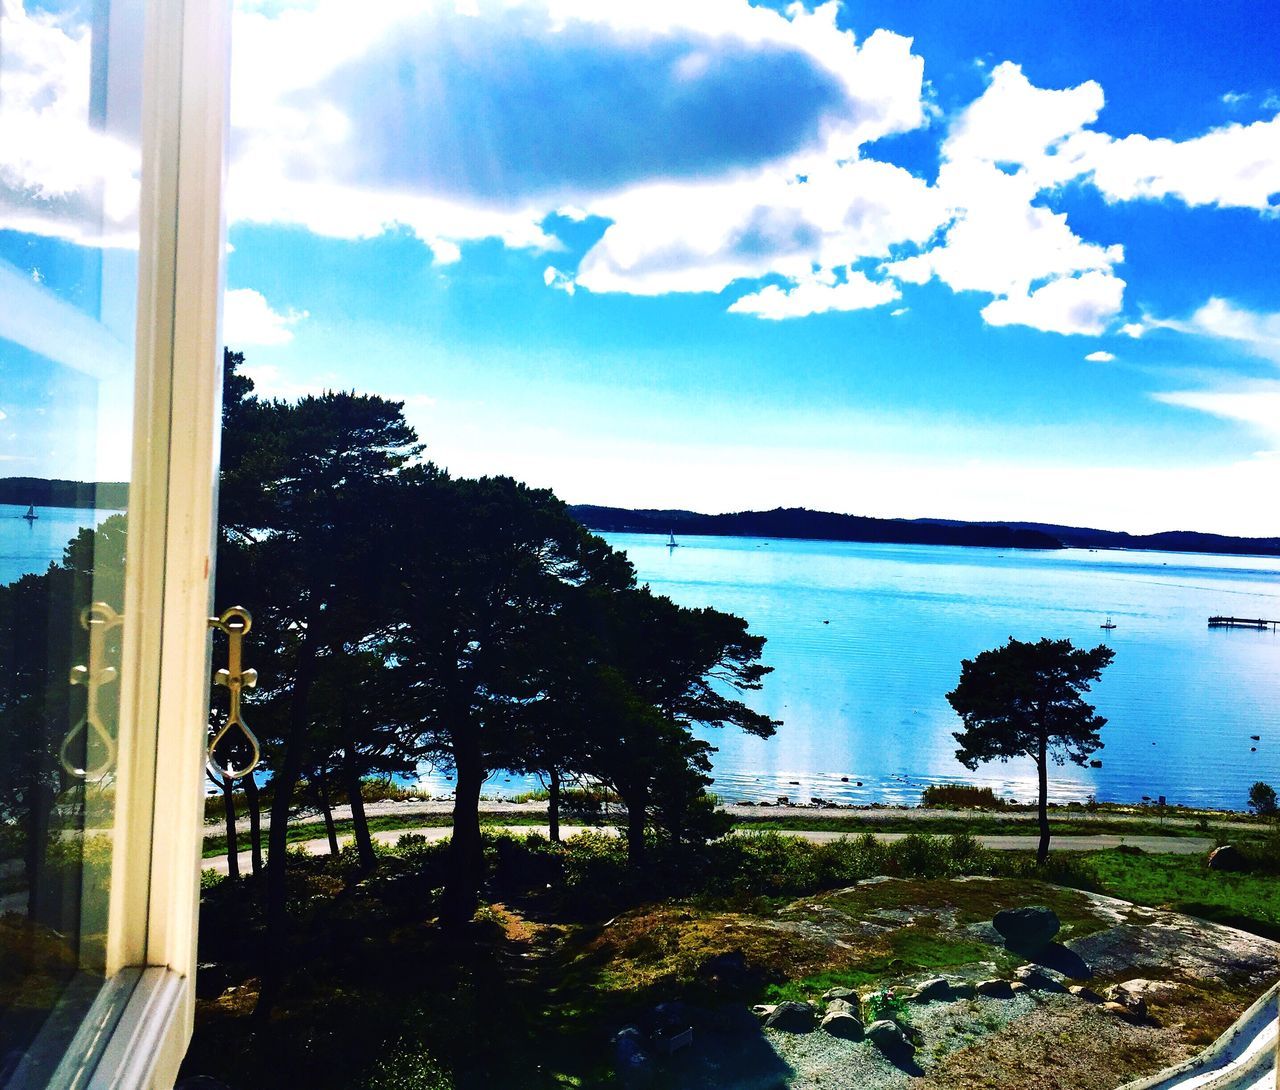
[1248,781,1278,818]
[946,637,1114,864]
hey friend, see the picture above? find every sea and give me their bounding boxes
[0,503,110,585]
[7,507,1276,811]
[421,532,1280,811]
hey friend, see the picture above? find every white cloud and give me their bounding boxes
[980,271,1124,336]
[1119,322,1147,338]
[0,1,141,247]
[1085,350,1115,362]
[1070,115,1280,213]
[1221,91,1249,107]
[1154,385,1280,447]
[890,307,908,317]
[1178,298,1280,362]
[223,288,309,347]
[728,270,900,319]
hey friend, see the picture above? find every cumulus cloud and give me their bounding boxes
[224,288,309,347]
[1085,350,1115,362]
[728,270,900,320]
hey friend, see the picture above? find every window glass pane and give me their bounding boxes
[0,0,144,1082]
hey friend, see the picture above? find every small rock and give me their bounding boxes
[1207,845,1248,872]
[993,906,1061,951]
[1114,979,1179,1003]
[825,998,856,1016]
[976,979,1015,999]
[1069,985,1103,1004]
[866,1019,913,1053]
[823,986,860,1006]
[912,977,952,1003]
[1009,982,1029,994]
[820,1011,865,1040]
[765,1001,816,1033]
[1104,985,1148,1020]
[752,1004,777,1021]
[1101,1001,1140,1021]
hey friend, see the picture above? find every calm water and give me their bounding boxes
[423,533,1280,810]
[0,504,109,585]
[13,508,1269,810]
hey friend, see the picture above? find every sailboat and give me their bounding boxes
[21,504,37,522]
[667,531,679,549]
[1100,615,1116,630]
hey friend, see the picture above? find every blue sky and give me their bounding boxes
[2,0,1279,534]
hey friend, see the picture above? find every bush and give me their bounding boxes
[920,784,1005,809]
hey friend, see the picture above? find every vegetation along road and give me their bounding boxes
[203,825,1216,875]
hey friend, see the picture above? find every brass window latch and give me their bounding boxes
[60,603,124,779]
[207,606,260,780]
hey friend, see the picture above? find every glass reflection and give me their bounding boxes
[0,0,142,1081]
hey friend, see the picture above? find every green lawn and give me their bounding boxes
[1080,850,1280,939]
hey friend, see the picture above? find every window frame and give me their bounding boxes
[26,2,233,1087]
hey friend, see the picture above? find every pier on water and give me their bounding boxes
[1208,615,1279,631]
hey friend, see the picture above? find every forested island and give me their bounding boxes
[572,504,1280,557]
[0,477,127,510]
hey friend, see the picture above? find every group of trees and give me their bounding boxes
[213,351,778,1007]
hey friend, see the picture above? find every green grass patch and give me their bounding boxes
[1080,850,1280,939]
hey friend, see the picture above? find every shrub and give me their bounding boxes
[920,784,1005,809]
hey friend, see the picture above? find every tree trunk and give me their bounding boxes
[1036,736,1051,865]
[547,767,561,844]
[244,774,263,878]
[441,735,485,928]
[315,770,339,855]
[221,773,240,880]
[342,737,376,872]
[618,784,647,868]
[254,622,318,1021]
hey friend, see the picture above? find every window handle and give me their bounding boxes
[207,606,260,780]
[60,603,124,779]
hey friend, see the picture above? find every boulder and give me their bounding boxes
[950,982,977,999]
[866,1019,913,1053]
[825,998,856,1016]
[752,1004,777,1021]
[1207,845,1249,872]
[1009,982,1029,994]
[912,977,952,1003]
[1113,979,1178,1004]
[820,1011,865,1040]
[975,979,1015,999]
[993,906,1061,951]
[822,986,859,1006]
[765,1001,816,1033]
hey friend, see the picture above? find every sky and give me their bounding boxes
[2,0,1280,535]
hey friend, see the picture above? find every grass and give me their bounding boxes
[1079,849,1280,939]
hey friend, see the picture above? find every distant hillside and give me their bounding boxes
[571,506,1062,550]
[0,477,128,510]
[573,505,1280,557]
[916,519,1280,557]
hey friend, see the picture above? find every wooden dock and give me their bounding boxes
[1208,616,1279,631]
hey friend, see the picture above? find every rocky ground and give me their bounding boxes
[590,878,1279,1090]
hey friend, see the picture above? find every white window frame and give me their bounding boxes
[24,2,233,1088]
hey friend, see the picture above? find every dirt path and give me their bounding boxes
[202,825,1215,875]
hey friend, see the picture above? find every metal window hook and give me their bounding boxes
[207,605,260,780]
[59,603,124,779]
